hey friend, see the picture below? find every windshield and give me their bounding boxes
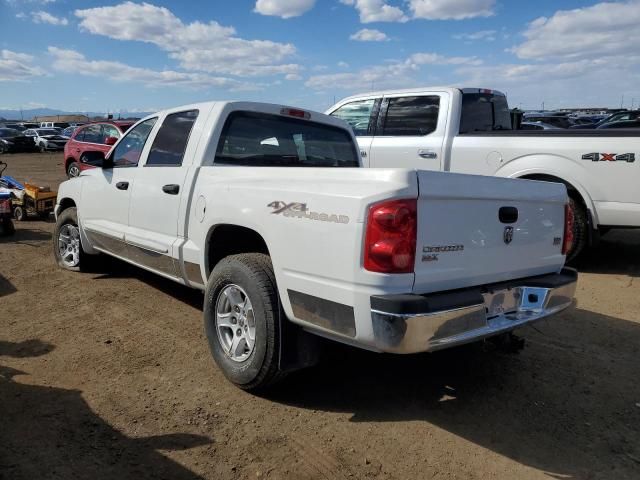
[0,128,20,137]
[36,129,60,135]
[214,111,359,167]
[460,93,512,133]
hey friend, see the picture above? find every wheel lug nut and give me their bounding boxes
[236,328,242,336]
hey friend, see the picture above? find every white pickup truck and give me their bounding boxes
[328,87,640,260]
[54,101,577,391]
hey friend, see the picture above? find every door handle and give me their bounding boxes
[162,184,180,195]
[418,149,437,159]
[116,181,129,190]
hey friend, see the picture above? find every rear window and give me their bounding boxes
[214,111,359,167]
[460,93,512,133]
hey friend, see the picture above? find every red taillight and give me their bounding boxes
[562,202,575,255]
[364,199,417,273]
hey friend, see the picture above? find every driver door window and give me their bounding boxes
[111,118,157,167]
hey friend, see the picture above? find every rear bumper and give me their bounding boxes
[370,268,577,353]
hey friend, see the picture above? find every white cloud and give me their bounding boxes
[511,1,640,60]
[0,49,46,81]
[453,29,496,41]
[408,52,483,66]
[254,0,315,18]
[350,28,389,41]
[340,0,408,23]
[31,10,68,25]
[285,73,302,80]
[306,51,482,91]
[409,0,494,20]
[74,2,300,77]
[337,61,349,68]
[457,53,640,108]
[48,47,260,91]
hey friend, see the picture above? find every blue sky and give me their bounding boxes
[1,0,639,114]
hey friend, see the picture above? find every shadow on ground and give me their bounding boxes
[0,226,51,245]
[0,274,17,297]
[0,339,211,480]
[573,228,640,276]
[268,307,640,479]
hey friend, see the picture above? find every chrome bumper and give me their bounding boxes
[371,269,577,354]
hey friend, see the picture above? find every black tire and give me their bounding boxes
[53,207,90,271]
[13,206,25,221]
[67,161,81,179]
[566,196,588,263]
[204,253,286,391]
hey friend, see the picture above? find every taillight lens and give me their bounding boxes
[364,199,417,273]
[562,202,575,255]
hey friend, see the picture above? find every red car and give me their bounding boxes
[63,121,135,178]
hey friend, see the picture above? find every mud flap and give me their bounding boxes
[278,315,321,373]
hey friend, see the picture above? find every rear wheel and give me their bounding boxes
[67,161,81,178]
[567,196,588,262]
[204,253,286,391]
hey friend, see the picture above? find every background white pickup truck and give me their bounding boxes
[54,101,577,391]
[328,87,640,260]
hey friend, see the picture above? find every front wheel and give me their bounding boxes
[204,253,286,391]
[53,207,87,271]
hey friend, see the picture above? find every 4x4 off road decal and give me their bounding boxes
[268,201,349,224]
[582,152,635,163]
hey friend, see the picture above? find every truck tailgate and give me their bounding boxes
[413,171,567,294]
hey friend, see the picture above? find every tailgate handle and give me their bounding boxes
[115,181,129,190]
[499,206,518,224]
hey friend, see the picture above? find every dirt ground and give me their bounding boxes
[1,153,639,480]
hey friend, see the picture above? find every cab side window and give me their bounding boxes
[110,118,157,168]
[382,96,440,136]
[146,110,199,166]
[330,99,377,136]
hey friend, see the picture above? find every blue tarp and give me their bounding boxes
[0,175,24,190]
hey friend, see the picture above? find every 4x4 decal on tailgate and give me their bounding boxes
[582,152,635,163]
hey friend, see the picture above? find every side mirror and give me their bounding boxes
[105,136,118,146]
[81,150,109,168]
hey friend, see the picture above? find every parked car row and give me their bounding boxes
[0,120,134,159]
[522,110,640,129]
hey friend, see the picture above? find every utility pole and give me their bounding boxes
[541,101,545,111]
[621,94,624,109]
[632,98,635,110]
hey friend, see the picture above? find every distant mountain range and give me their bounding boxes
[0,107,152,121]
